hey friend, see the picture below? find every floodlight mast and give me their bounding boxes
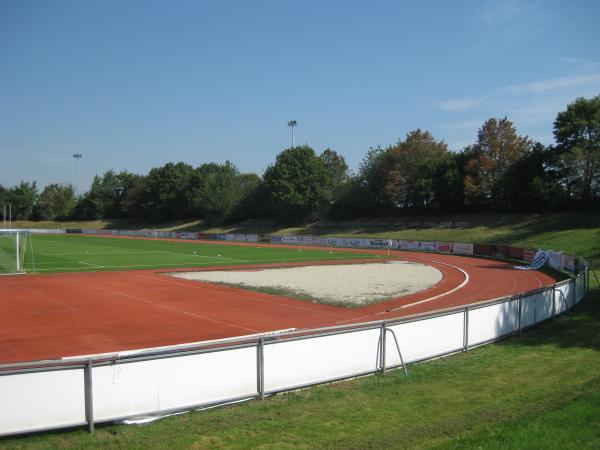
[73,153,83,194]
[287,120,297,148]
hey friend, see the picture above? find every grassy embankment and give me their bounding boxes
[2,212,599,449]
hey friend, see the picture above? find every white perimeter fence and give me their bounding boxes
[0,233,591,437]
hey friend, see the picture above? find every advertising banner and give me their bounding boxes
[270,236,283,244]
[452,242,474,255]
[178,232,197,240]
[397,240,420,250]
[474,243,492,256]
[418,241,436,251]
[435,242,451,252]
[523,249,537,262]
[548,251,563,270]
[366,238,395,249]
[561,254,575,272]
[507,246,525,260]
[515,249,548,270]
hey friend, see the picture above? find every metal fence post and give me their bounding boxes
[517,295,522,334]
[257,339,265,400]
[84,360,94,434]
[380,322,387,374]
[463,306,469,352]
[551,284,556,320]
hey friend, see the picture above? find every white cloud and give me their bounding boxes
[440,73,600,112]
[557,57,600,71]
[440,94,497,112]
[528,73,600,92]
[479,0,551,35]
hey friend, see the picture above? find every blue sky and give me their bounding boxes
[1,0,599,192]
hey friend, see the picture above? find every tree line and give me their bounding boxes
[2,95,599,225]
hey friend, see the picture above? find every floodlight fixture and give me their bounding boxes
[287,120,297,147]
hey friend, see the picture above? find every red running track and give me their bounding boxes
[0,250,554,364]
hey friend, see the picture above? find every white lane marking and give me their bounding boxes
[67,277,258,333]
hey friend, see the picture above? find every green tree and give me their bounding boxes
[383,130,450,209]
[35,184,76,220]
[553,95,600,207]
[464,117,533,209]
[263,146,330,222]
[7,181,38,220]
[130,162,196,221]
[195,161,243,223]
[320,148,349,205]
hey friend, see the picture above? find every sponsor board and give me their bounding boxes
[474,243,492,255]
[515,249,548,270]
[523,249,537,262]
[81,229,99,234]
[548,251,563,270]
[281,235,314,245]
[65,229,82,234]
[397,240,420,250]
[418,241,436,251]
[435,242,451,252]
[452,242,474,255]
[178,232,197,240]
[507,246,524,260]
[561,254,575,272]
[270,235,283,244]
[246,234,259,243]
[197,233,208,240]
[367,238,394,249]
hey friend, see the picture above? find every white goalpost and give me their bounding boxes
[0,230,33,275]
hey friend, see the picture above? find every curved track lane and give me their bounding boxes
[0,249,555,364]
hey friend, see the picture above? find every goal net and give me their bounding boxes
[0,230,32,275]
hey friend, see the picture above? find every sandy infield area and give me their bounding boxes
[170,261,443,306]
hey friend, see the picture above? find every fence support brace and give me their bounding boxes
[84,360,94,434]
[257,339,265,400]
[463,306,469,352]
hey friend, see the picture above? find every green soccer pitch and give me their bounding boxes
[19,234,382,274]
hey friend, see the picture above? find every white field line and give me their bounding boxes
[78,261,105,268]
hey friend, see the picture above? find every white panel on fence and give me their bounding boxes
[93,347,258,421]
[520,294,536,328]
[0,369,85,435]
[536,290,554,322]
[264,329,380,392]
[385,312,464,366]
[158,347,257,411]
[554,282,572,315]
[93,360,160,421]
[468,300,518,346]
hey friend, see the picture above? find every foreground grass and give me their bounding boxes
[3,288,598,449]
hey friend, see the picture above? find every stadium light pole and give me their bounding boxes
[73,153,83,194]
[287,120,297,148]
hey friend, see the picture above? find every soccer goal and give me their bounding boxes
[0,230,33,275]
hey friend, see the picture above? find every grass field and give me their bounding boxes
[2,217,599,449]
[12,234,381,274]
